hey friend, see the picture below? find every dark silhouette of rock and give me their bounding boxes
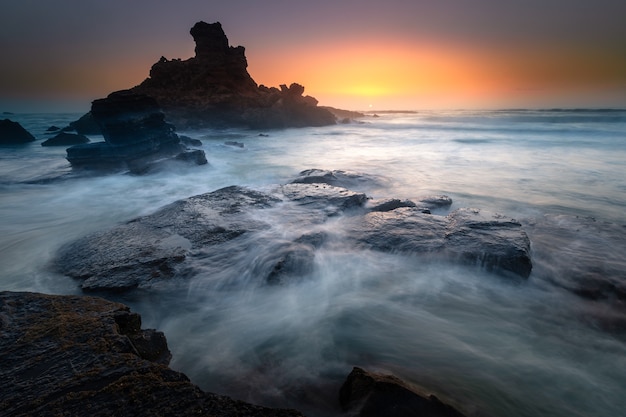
[65,90,206,171]
[0,291,304,417]
[130,21,336,129]
[45,125,61,132]
[54,176,532,292]
[0,119,35,144]
[339,367,467,417]
[67,112,101,135]
[41,132,90,146]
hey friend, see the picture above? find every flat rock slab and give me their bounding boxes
[0,291,303,417]
[54,180,532,292]
[346,207,532,279]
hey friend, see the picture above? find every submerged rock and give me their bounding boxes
[339,367,467,417]
[526,214,626,303]
[0,119,35,144]
[0,291,304,417]
[65,90,206,171]
[130,21,336,129]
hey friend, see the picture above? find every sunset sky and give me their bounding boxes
[1,0,625,112]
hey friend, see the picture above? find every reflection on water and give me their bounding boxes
[1,110,625,417]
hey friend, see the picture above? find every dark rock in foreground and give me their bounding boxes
[340,367,467,417]
[41,132,90,147]
[65,90,206,171]
[130,21,336,129]
[0,291,303,417]
[0,119,35,144]
[54,176,532,292]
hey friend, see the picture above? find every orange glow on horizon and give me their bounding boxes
[247,38,626,110]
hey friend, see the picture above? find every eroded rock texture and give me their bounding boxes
[0,291,304,417]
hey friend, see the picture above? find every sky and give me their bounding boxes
[1,0,625,112]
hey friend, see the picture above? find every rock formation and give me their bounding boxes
[0,291,304,417]
[54,170,532,292]
[0,119,35,144]
[41,132,90,147]
[339,367,467,417]
[130,21,336,129]
[65,90,206,172]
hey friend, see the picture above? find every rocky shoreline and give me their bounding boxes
[1,291,468,417]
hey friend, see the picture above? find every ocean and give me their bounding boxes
[1,109,625,416]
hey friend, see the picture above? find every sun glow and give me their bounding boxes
[247,36,626,110]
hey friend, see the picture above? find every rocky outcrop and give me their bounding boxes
[54,171,532,292]
[41,132,90,147]
[339,367,467,417]
[65,90,206,172]
[0,291,304,417]
[0,119,35,144]
[130,21,336,129]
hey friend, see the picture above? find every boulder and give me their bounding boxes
[0,119,35,144]
[339,367,467,417]
[41,132,90,147]
[131,21,336,129]
[0,291,304,417]
[65,90,206,171]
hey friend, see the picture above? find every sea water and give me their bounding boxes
[1,110,625,416]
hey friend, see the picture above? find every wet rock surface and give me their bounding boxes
[54,173,532,292]
[340,367,467,417]
[0,291,303,417]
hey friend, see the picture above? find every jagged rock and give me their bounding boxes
[41,132,90,147]
[339,367,467,417]
[54,177,532,292]
[65,90,206,171]
[131,21,336,129]
[0,119,35,144]
[0,291,304,417]
[46,125,61,132]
